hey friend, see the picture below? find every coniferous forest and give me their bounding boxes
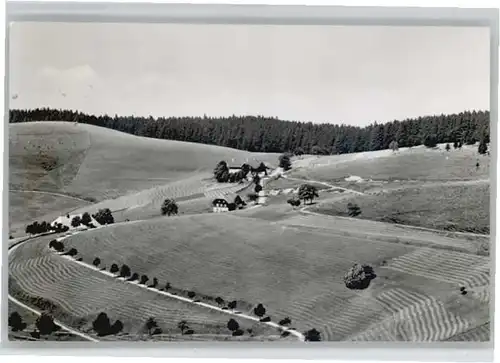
[9,108,490,155]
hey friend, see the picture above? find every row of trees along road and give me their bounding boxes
[10,108,489,155]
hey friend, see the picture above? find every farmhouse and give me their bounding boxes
[212,193,246,213]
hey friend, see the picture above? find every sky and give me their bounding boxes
[9,22,490,126]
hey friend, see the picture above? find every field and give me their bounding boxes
[312,182,490,234]
[8,122,491,342]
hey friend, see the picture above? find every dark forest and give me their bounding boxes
[9,108,490,155]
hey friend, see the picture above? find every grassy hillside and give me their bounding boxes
[290,144,489,183]
[312,182,490,234]
[9,122,279,201]
[9,234,279,340]
[54,213,489,341]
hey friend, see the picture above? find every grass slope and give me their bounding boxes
[9,121,279,201]
[56,213,489,341]
[9,234,279,340]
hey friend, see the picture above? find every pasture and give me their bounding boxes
[56,213,489,341]
[290,144,489,183]
[312,182,490,234]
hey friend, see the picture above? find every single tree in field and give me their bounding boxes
[445,143,451,152]
[92,257,101,267]
[81,212,92,226]
[453,141,459,149]
[298,184,319,205]
[478,139,488,155]
[119,264,131,278]
[253,303,266,318]
[215,297,225,307]
[109,264,119,274]
[161,199,179,216]
[178,320,189,335]
[304,328,321,342]
[92,312,111,336]
[145,317,158,335]
[228,300,237,310]
[71,216,82,228]
[8,312,27,332]
[227,318,240,333]
[347,203,362,217]
[36,313,57,335]
[344,263,377,290]
[279,153,292,171]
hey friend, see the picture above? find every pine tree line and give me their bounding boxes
[9,108,490,155]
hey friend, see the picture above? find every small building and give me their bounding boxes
[212,193,246,213]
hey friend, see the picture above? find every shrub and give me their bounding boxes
[71,216,82,228]
[347,202,361,217]
[178,320,189,334]
[8,311,27,332]
[279,153,292,171]
[253,303,266,318]
[304,328,321,341]
[140,275,149,285]
[64,248,78,257]
[445,143,451,152]
[298,184,319,204]
[184,329,194,335]
[93,208,114,225]
[92,312,111,336]
[453,141,459,149]
[247,193,259,202]
[254,184,263,193]
[279,317,292,326]
[36,313,57,335]
[281,331,291,338]
[215,297,224,306]
[119,264,131,278]
[110,264,119,274]
[232,329,244,336]
[287,198,301,208]
[259,316,271,322]
[344,263,376,290]
[127,273,139,282]
[145,317,158,335]
[164,282,172,290]
[49,240,64,252]
[187,291,196,299]
[478,139,488,155]
[227,318,240,332]
[81,212,92,226]
[110,320,124,335]
[161,199,179,216]
[228,300,237,309]
[92,257,101,267]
